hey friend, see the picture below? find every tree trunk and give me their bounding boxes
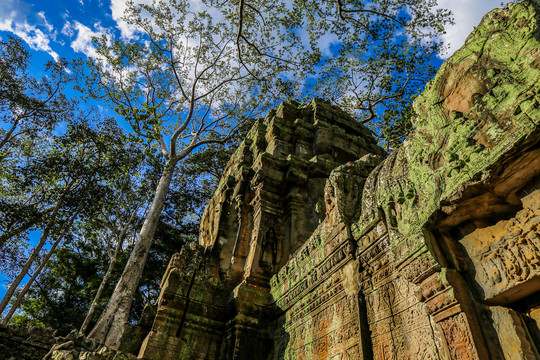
[80,201,141,334]
[79,256,117,334]
[1,205,80,324]
[0,117,20,151]
[87,159,177,348]
[0,197,64,316]
[0,210,48,248]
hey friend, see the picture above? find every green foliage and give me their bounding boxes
[0,36,72,154]
[1,0,453,334]
[9,236,110,333]
[72,0,266,164]
[0,65,159,323]
[209,0,453,143]
[0,115,130,245]
[10,144,230,332]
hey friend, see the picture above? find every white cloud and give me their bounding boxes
[109,0,225,41]
[66,0,211,62]
[36,11,54,33]
[0,20,60,61]
[0,0,31,24]
[110,0,142,40]
[317,32,340,57]
[69,21,111,58]
[61,21,74,37]
[0,0,60,61]
[438,0,511,58]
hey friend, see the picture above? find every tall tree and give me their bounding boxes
[1,203,83,325]
[0,36,71,153]
[215,0,452,146]
[73,1,265,344]
[9,145,228,334]
[0,37,76,249]
[0,116,133,320]
[79,149,155,334]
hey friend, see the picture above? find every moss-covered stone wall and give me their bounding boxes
[269,1,540,359]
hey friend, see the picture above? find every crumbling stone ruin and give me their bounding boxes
[138,97,386,359]
[0,325,60,360]
[50,0,539,359]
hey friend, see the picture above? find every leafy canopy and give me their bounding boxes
[0,36,72,153]
[214,0,452,147]
[73,0,272,165]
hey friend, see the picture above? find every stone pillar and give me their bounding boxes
[416,268,490,360]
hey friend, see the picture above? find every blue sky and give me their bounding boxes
[1,0,511,69]
[0,0,511,305]
[0,0,125,63]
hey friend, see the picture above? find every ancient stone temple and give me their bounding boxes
[136,1,540,359]
[49,1,539,359]
[137,98,387,359]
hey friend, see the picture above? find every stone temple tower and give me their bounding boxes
[138,99,386,359]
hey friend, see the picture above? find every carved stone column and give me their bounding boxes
[416,268,490,360]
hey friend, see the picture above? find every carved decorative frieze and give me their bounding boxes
[460,190,540,304]
[439,313,478,360]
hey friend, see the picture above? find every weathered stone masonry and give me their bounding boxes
[138,97,386,360]
[138,1,540,359]
[0,325,59,360]
[51,1,540,359]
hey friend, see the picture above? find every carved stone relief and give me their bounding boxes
[358,222,442,360]
[460,190,540,304]
[133,3,540,359]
